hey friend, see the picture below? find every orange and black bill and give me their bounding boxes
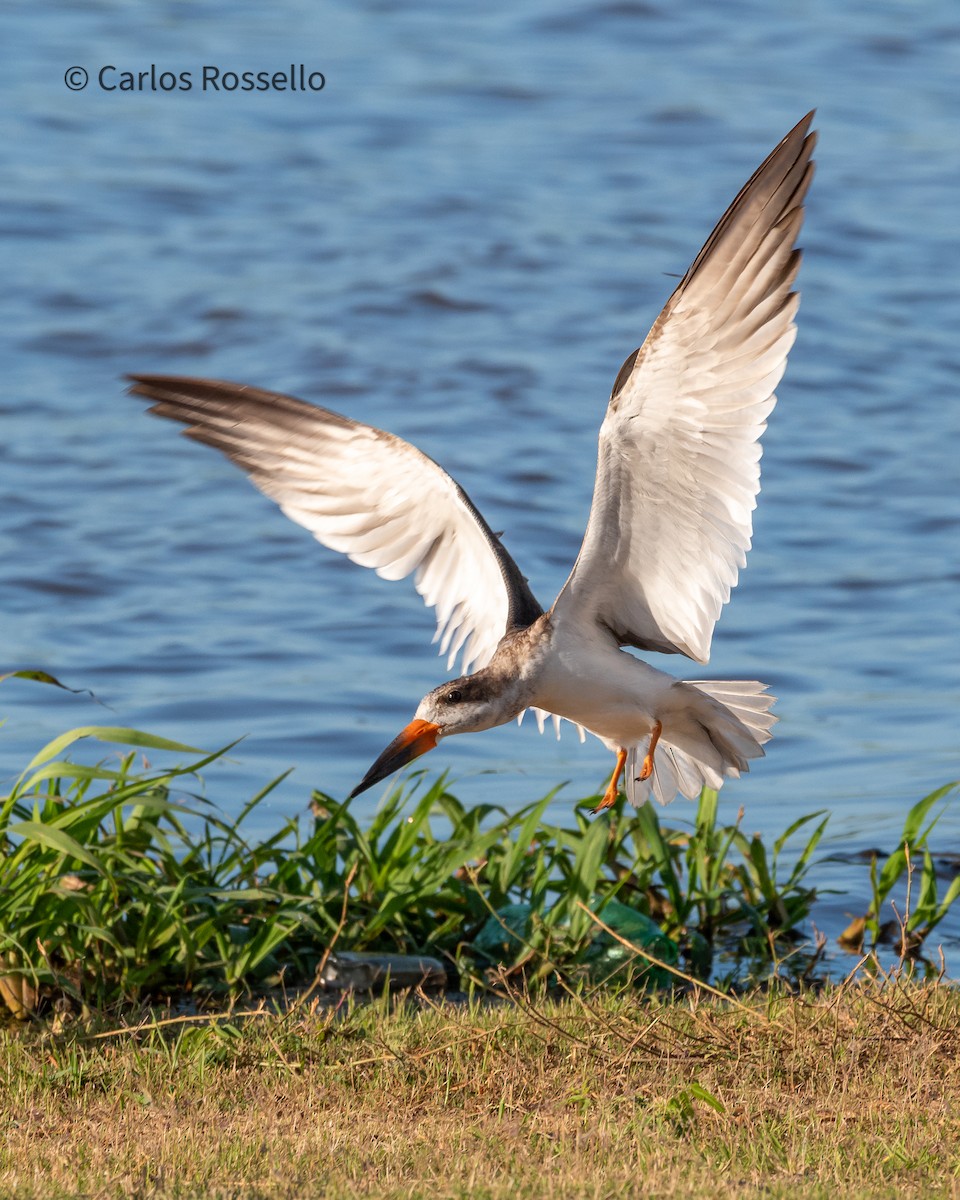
[348,718,441,799]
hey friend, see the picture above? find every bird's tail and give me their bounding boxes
[625,680,777,808]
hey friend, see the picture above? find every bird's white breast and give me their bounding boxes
[528,620,676,751]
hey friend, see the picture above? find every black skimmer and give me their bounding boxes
[130,112,815,811]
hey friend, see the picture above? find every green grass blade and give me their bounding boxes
[9,820,104,873]
[22,726,206,772]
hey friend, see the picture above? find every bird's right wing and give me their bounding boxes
[128,375,542,674]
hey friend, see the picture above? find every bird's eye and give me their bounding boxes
[445,689,463,704]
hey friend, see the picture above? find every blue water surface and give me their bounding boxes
[2,1,959,945]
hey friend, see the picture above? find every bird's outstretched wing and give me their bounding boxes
[128,375,543,673]
[551,112,816,664]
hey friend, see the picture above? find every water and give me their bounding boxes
[3,1,959,950]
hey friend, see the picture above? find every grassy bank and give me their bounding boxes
[1,979,959,1199]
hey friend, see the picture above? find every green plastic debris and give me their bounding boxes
[473,903,533,959]
[585,898,679,987]
[472,898,679,989]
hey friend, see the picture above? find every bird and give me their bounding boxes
[129,112,815,812]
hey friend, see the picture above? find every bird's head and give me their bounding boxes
[348,670,522,799]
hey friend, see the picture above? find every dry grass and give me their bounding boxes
[2,978,959,1199]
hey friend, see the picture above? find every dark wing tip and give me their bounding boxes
[126,372,257,409]
[683,110,817,278]
[126,372,210,397]
[126,373,235,421]
[610,113,817,409]
[125,373,361,442]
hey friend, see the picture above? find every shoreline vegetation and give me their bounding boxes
[2,689,960,1197]
[0,708,957,1018]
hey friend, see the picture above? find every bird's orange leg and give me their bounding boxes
[593,747,628,813]
[638,719,663,781]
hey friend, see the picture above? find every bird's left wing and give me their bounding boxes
[552,113,816,663]
[128,375,542,674]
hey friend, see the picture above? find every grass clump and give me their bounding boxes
[0,726,320,1015]
[859,784,960,953]
[0,724,829,1015]
[0,715,957,1017]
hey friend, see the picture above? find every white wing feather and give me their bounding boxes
[553,113,816,663]
[128,378,542,674]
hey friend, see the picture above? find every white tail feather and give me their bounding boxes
[625,680,776,807]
